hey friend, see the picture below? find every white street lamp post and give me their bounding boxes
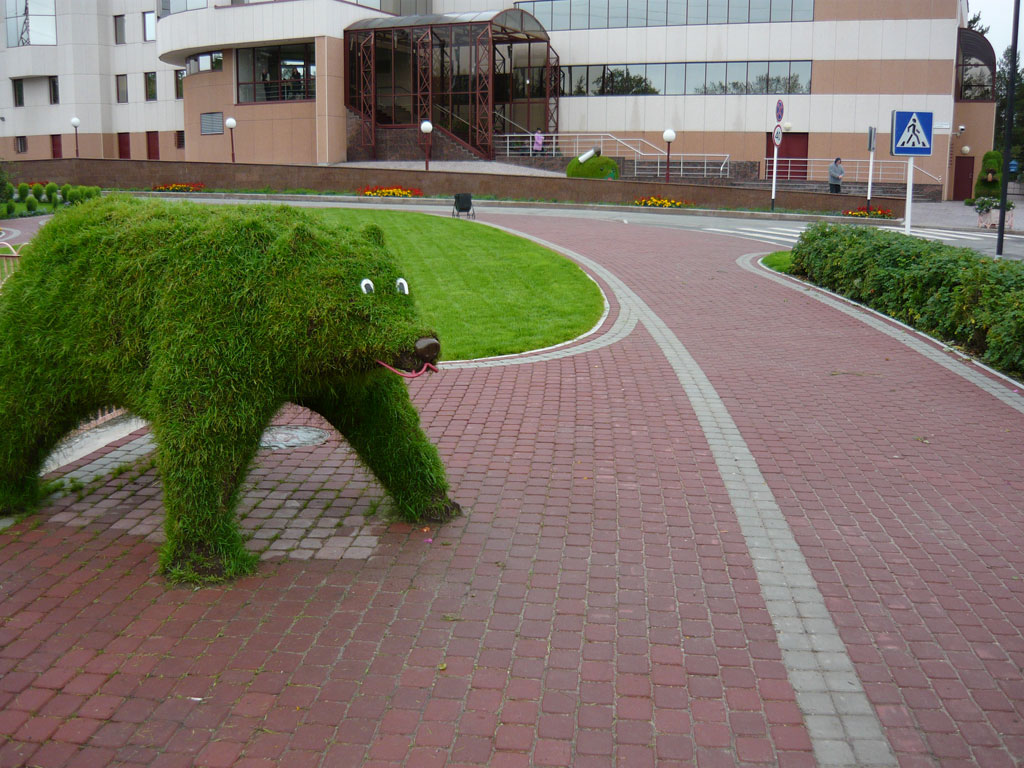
[70,116,80,158]
[662,129,676,183]
[225,117,237,163]
[420,120,433,172]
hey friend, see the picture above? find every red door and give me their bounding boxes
[765,132,810,180]
[118,132,131,159]
[146,131,160,160]
[953,156,975,200]
[50,134,62,159]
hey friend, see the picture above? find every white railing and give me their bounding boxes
[497,132,730,178]
[763,157,943,185]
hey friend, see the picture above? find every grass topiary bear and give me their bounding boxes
[0,195,460,582]
[567,154,620,180]
[974,150,1003,199]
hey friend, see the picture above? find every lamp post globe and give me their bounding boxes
[225,117,237,163]
[421,120,433,171]
[662,129,676,183]
[70,116,81,158]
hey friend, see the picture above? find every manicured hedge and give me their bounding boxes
[791,223,1024,378]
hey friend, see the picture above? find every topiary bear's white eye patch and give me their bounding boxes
[360,278,374,294]
[395,278,409,295]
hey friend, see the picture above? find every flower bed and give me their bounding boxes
[842,206,894,219]
[633,196,695,208]
[359,186,423,198]
[152,182,206,193]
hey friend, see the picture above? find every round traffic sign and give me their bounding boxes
[773,124,783,147]
[776,99,784,122]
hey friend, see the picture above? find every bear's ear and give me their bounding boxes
[359,224,386,249]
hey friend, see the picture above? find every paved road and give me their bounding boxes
[1,206,1023,768]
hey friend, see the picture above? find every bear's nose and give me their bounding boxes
[415,337,440,364]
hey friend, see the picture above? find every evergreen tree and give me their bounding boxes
[994,46,1024,168]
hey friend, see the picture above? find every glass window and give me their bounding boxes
[175,69,185,99]
[749,0,769,22]
[175,130,185,149]
[792,0,812,21]
[551,0,570,28]
[685,61,705,93]
[770,0,790,22]
[186,51,224,74]
[571,0,589,28]
[646,62,665,93]
[647,0,666,26]
[15,136,27,153]
[532,1,553,29]
[12,78,23,107]
[116,73,128,103]
[114,14,125,44]
[160,0,208,16]
[607,0,627,27]
[145,71,157,101]
[790,60,811,93]
[767,61,789,93]
[666,0,686,25]
[746,60,768,92]
[707,0,727,23]
[726,61,746,92]
[705,61,726,93]
[665,62,684,94]
[588,64,605,94]
[48,75,59,104]
[628,0,647,27]
[728,0,747,23]
[5,0,56,46]
[200,112,223,135]
[143,11,155,41]
[687,0,706,24]
[590,0,608,27]
[237,43,316,103]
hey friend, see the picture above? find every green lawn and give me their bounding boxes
[761,251,793,273]
[317,209,604,361]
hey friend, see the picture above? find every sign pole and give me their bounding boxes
[904,157,914,235]
[771,143,779,212]
[866,127,876,212]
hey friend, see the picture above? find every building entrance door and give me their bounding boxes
[50,134,62,159]
[953,156,975,200]
[765,132,809,180]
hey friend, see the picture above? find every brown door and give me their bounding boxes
[118,132,131,159]
[50,134,62,159]
[953,156,975,200]
[146,131,160,160]
[765,132,810,180]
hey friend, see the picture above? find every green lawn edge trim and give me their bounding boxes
[761,251,793,273]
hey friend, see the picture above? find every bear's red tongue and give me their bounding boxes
[376,360,438,378]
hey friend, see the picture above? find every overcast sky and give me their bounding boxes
[969,0,1018,62]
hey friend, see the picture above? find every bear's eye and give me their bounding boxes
[360,279,374,294]
[395,278,409,295]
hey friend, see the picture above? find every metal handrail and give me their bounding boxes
[763,157,943,185]
[496,132,731,178]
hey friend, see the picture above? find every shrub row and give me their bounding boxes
[790,223,1024,379]
[2,185,101,218]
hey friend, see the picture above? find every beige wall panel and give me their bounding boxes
[951,100,998,197]
[315,36,348,164]
[815,0,957,21]
[812,61,954,95]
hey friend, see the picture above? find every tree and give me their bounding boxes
[994,46,1024,168]
[967,11,989,36]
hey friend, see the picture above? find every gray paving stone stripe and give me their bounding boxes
[491,226,897,767]
[738,252,1024,416]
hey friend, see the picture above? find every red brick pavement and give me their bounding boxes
[0,212,1021,767]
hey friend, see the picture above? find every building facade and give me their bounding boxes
[1,0,997,199]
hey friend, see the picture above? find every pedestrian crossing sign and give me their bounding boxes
[890,111,933,156]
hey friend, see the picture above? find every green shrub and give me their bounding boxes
[567,153,620,180]
[0,165,10,203]
[974,150,1003,199]
[2,183,12,204]
[0,195,459,582]
[24,195,37,212]
[4,200,14,217]
[44,182,57,202]
[791,223,1024,379]
[17,183,28,201]
[964,197,975,206]
[60,183,71,202]
[31,183,43,200]
[67,188,83,205]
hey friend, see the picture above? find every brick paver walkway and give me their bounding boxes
[1,212,1022,768]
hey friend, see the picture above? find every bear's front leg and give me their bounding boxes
[301,374,460,523]
[149,401,270,583]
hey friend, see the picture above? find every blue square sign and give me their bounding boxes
[890,111,933,157]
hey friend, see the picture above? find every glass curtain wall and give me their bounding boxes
[519,0,812,31]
